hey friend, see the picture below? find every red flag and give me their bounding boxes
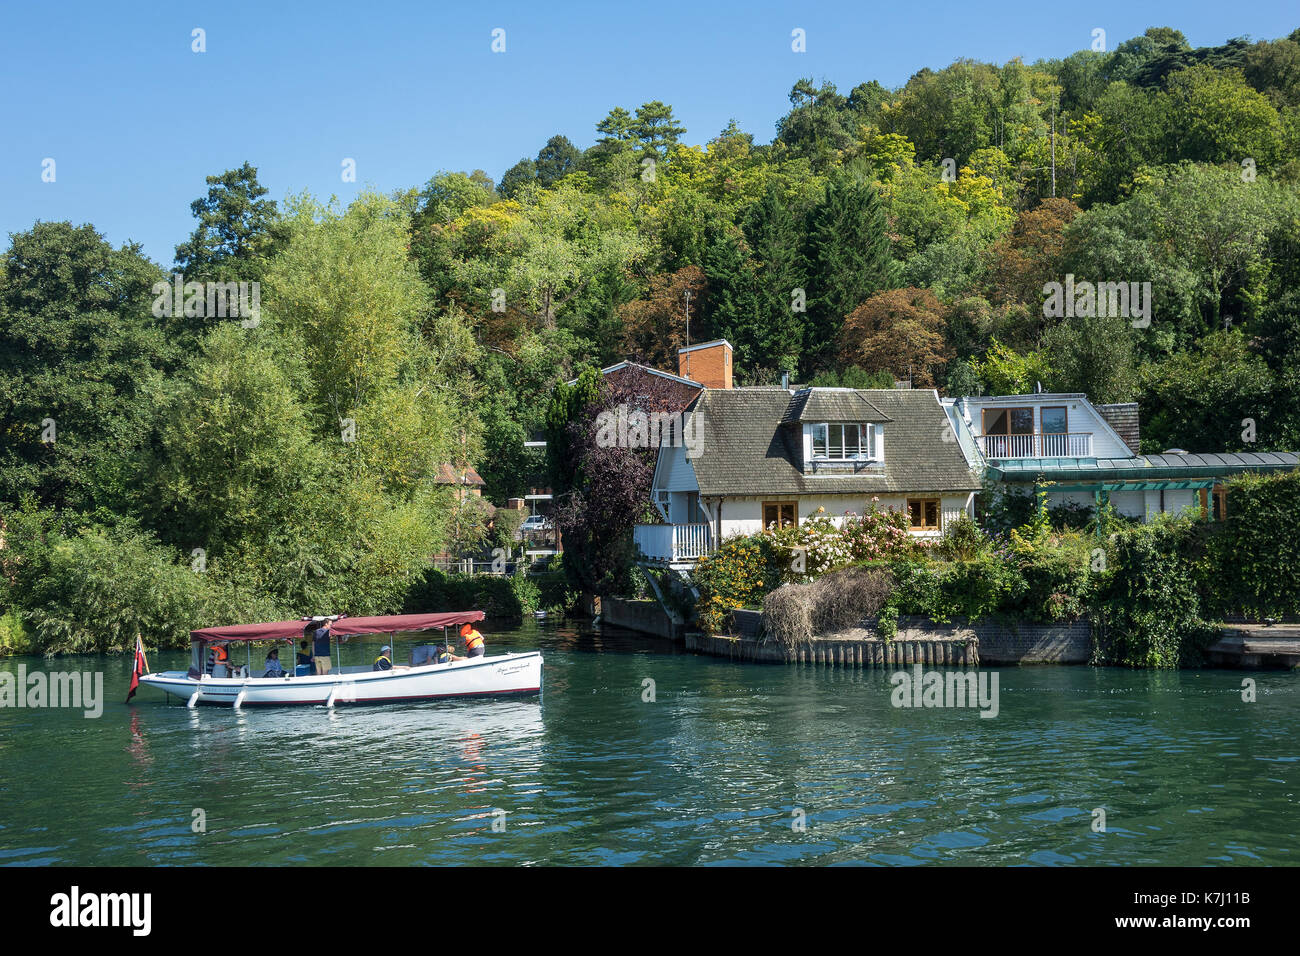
[125,635,150,703]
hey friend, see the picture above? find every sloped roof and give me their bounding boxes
[989,452,1300,482]
[434,464,485,485]
[780,388,892,424]
[688,388,979,496]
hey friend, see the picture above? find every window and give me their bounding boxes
[906,498,941,531]
[762,501,797,529]
[982,407,1035,435]
[1040,407,1068,434]
[811,423,875,460]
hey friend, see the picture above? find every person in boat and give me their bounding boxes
[373,645,393,671]
[460,623,486,659]
[296,640,313,671]
[207,642,229,675]
[264,647,286,678]
[312,622,333,675]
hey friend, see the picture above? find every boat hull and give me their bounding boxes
[139,652,543,707]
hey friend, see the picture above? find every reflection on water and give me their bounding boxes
[0,620,1297,866]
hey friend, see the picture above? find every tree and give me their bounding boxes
[1168,65,1287,169]
[498,159,537,200]
[632,101,686,160]
[838,288,952,387]
[546,368,687,596]
[535,135,581,186]
[974,339,1052,395]
[985,198,1081,310]
[149,323,319,556]
[451,182,645,332]
[741,183,805,372]
[776,79,856,169]
[1041,314,1138,404]
[0,221,171,513]
[803,170,894,370]
[174,162,283,286]
[618,266,706,370]
[1139,329,1276,452]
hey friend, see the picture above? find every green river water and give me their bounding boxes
[0,620,1296,866]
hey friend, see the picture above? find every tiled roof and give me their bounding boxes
[689,388,980,496]
[780,388,892,424]
[434,464,485,485]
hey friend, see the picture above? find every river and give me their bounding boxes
[1,620,1296,865]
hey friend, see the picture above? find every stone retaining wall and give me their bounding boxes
[693,615,1092,666]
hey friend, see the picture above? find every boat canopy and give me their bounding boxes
[191,611,486,644]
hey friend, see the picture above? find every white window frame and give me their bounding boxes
[810,422,879,462]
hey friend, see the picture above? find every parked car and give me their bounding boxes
[521,515,553,532]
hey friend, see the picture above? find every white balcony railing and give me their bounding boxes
[633,523,713,563]
[978,432,1093,459]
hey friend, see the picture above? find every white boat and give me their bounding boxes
[134,611,542,709]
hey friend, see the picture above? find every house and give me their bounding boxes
[636,380,981,565]
[946,392,1300,521]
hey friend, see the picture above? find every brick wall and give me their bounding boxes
[973,619,1092,664]
[678,341,732,389]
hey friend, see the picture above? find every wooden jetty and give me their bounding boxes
[1205,624,1300,669]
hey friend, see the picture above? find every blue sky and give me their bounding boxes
[1,1,1295,266]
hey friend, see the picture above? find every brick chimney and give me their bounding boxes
[678,340,733,389]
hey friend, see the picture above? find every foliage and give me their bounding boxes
[1093,514,1216,667]
[692,533,789,634]
[1203,471,1300,620]
[404,568,544,621]
[838,287,952,386]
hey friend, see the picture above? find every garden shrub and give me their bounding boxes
[1093,515,1216,668]
[1203,471,1300,620]
[1011,532,1099,623]
[693,533,787,634]
[883,556,1023,624]
[0,608,31,656]
[404,568,541,620]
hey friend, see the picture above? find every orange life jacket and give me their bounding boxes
[463,629,484,651]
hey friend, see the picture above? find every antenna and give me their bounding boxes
[683,289,693,379]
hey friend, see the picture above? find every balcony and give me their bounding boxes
[634,523,713,564]
[978,432,1093,459]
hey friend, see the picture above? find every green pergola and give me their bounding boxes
[1045,480,1216,493]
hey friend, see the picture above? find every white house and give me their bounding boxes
[635,386,981,565]
[947,392,1299,522]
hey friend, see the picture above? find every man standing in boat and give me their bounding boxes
[460,622,486,659]
[312,620,333,675]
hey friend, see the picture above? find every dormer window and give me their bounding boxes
[811,423,876,460]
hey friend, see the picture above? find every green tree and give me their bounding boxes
[0,222,171,512]
[803,170,894,371]
[174,162,284,286]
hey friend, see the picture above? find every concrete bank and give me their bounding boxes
[599,596,684,641]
